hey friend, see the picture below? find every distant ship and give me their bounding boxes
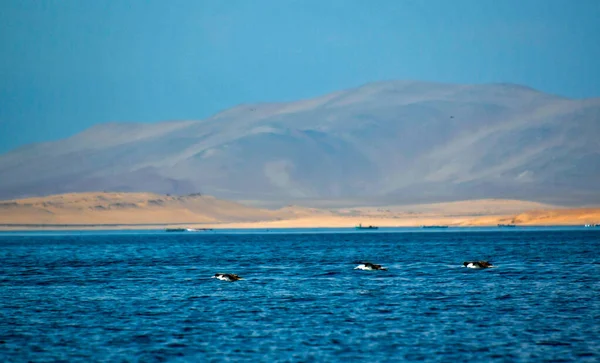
[355,223,378,230]
[498,224,516,227]
[421,225,448,229]
[584,224,600,227]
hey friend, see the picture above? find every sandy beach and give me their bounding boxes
[1,192,599,230]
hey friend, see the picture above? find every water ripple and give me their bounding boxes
[0,230,599,361]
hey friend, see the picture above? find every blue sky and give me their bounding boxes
[0,0,599,153]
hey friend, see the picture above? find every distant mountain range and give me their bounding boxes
[0,80,598,206]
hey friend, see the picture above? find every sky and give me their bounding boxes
[0,0,599,153]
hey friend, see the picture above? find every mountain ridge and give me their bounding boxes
[0,80,598,206]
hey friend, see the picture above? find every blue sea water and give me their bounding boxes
[0,228,599,362]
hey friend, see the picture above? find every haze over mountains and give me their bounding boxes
[0,80,598,206]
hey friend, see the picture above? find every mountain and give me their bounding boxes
[0,80,598,206]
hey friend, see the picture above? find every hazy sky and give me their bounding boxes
[1,0,599,153]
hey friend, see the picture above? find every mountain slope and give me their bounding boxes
[0,80,598,205]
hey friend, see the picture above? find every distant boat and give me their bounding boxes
[498,224,516,227]
[584,224,599,227]
[355,223,378,230]
[165,228,213,232]
[421,225,448,229]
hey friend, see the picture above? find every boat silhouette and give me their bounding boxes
[355,223,378,230]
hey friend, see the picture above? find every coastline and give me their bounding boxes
[1,192,599,231]
[0,214,597,231]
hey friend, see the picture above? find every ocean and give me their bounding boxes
[1,227,599,362]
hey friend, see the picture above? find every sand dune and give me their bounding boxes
[0,192,598,230]
[333,199,559,217]
[511,208,600,226]
[0,192,290,225]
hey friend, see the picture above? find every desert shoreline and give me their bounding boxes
[0,219,596,232]
[1,192,599,231]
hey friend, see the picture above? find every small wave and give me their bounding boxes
[315,271,339,277]
[165,342,187,348]
[536,341,571,346]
